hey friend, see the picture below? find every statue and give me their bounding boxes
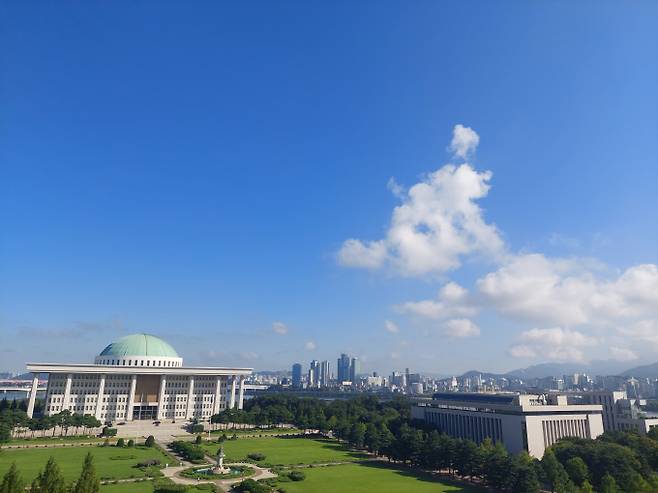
[214,445,229,474]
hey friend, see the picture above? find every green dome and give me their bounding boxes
[99,334,179,358]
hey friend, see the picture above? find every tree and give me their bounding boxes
[599,474,618,493]
[349,422,366,449]
[507,453,541,493]
[565,457,589,486]
[578,480,594,493]
[127,439,135,447]
[31,456,66,493]
[542,449,574,493]
[116,438,125,448]
[145,435,155,447]
[72,453,100,493]
[0,462,24,493]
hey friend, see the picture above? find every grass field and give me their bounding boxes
[100,481,154,493]
[199,437,367,466]
[279,463,485,493]
[3,435,106,446]
[0,445,171,482]
[100,481,215,493]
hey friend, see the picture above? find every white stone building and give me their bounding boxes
[413,392,604,458]
[25,333,252,422]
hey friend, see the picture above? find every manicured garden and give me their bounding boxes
[0,444,171,482]
[199,437,367,466]
[277,462,485,493]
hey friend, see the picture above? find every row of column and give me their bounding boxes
[27,372,246,420]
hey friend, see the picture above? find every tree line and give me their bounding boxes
[209,395,658,493]
[0,407,102,442]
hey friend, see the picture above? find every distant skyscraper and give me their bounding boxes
[292,363,302,388]
[350,357,360,383]
[337,353,350,382]
[309,360,320,388]
[320,360,330,388]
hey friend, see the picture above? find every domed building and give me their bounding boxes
[25,333,252,422]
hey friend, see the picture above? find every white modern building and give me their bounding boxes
[25,333,252,423]
[413,392,604,458]
[576,390,658,435]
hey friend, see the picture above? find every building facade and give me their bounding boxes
[577,390,658,435]
[25,334,252,423]
[413,392,604,458]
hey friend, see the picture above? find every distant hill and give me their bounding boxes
[621,362,658,379]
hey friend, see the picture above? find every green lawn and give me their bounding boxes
[3,435,106,446]
[0,445,171,482]
[100,481,214,493]
[279,463,485,493]
[100,481,154,493]
[200,437,367,466]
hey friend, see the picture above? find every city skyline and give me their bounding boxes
[2,2,657,375]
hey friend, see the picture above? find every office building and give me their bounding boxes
[25,333,252,422]
[413,392,604,458]
[350,357,360,383]
[337,354,351,383]
[578,390,658,435]
[308,360,320,388]
[291,363,302,388]
[320,360,331,388]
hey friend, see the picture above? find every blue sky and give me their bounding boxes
[1,1,657,375]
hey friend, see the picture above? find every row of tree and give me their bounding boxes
[0,453,99,493]
[0,408,102,442]
[209,395,658,493]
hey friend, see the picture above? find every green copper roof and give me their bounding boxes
[99,334,179,358]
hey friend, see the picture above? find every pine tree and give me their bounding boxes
[579,480,594,493]
[0,462,25,493]
[72,452,100,493]
[32,456,66,493]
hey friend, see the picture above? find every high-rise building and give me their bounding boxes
[292,363,302,388]
[308,360,320,388]
[349,357,360,383]
[320,360,331,388]
[337,353,350,383]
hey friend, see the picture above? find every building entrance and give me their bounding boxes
[132,405,158,421]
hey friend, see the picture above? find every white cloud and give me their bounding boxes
[338,137,504,277]
[272,322,288,335]
[610,346,639,362]
[384,320,399,334]
[618,320,658,345]
[337,239,388,269]
[387,177,404,198]
[478,255,658,328]
[304,341,316,351]
[397,282,478,319]
[443,318,480,338]
[508,345,537,358]
[448,124,480,159]
[510,327,598,362]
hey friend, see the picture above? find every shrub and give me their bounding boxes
[116,438,125,448]
[189,424,204,433]
[145,435,155,447]
[170,440,206,462]
[288,470,306,481]
[136,459,161,468]
[101,427,117,437]
[234,479,270,493]
[127,439,135,447]
[195,435,203,445]
[248,452,266,461]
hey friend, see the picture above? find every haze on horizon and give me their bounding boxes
[1,2,657,376]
